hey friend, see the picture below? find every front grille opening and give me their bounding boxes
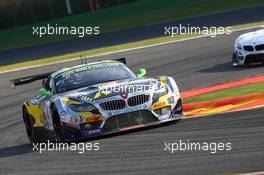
[79,121,102,130]
[103,110,158,132]
[100,99,126,110]
[243,45,254,51]
[63,124,80,134]
[128,94,150,107]
[154,106,171,115]
[255,44,264,51]
[245,54,264,64]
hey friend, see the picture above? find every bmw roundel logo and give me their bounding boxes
[120,93,128,99]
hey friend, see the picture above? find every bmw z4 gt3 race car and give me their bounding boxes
[233,29,264,66]
[10,58,183,143]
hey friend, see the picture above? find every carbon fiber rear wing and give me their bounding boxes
[9,57,127,88]
[113,57,126,65]
[9,71,53,88]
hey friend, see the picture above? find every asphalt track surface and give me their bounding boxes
[0,26,264,174]
[0,4,264,65]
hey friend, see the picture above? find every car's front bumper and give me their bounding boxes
[62,113,183,142]
[234,48,264,65]
[61,106,183,141]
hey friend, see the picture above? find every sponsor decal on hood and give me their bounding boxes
[65,78,157,102]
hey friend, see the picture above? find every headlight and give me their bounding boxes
[153,86,168,100]
[236,43,242,50]
[69,103,95,112]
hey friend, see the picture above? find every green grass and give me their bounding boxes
[183,81,264,104]
[0,21,263,72]
[0,0,263,50]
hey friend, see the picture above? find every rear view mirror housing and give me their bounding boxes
[37,88,53,97]
[136,68,147,78]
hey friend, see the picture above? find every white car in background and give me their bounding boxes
[233,29,264,66]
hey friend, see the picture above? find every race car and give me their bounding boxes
[233,29,264,66]
[10,58,183,143]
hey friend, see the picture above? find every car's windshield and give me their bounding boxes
[54,63,136,93]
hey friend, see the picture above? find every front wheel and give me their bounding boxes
[172,99,184,119]
[232,53,239,67]
[51,106,64,142]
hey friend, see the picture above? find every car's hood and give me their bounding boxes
[59,77,158,102]
[236,29,264,46]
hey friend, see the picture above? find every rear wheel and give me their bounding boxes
[23,108,33,143]
[23,108,44,143]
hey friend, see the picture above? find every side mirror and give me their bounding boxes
[136,68,147,78]
[37,88,53,97]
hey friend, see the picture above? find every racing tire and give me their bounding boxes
[23,108,43,144]
[23,108,33,143]
[172,99,184,119]
[176,99,183,113]
[232,53,240,67]
[51,105,64,142]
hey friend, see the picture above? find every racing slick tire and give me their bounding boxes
[23,107,44,144]
[232,52,240,67]
[172,99,184,119]
[51,105,65,142]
